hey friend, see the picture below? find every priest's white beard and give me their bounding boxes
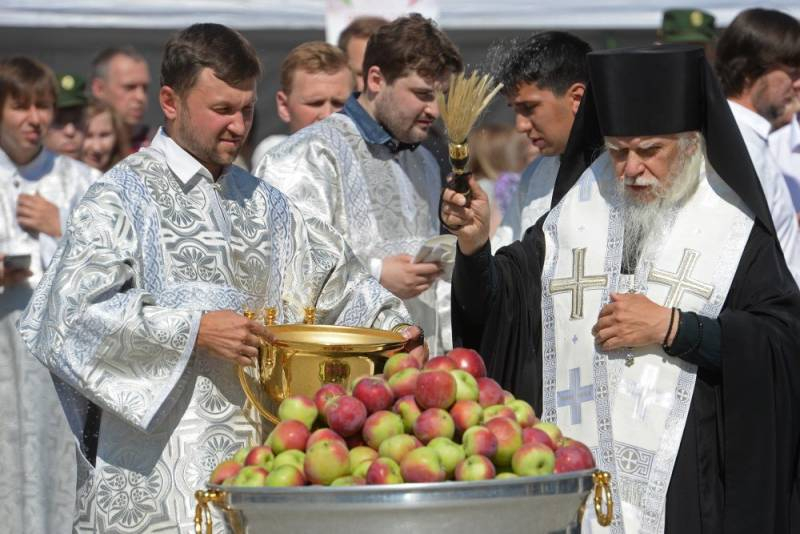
[620,137,704,273]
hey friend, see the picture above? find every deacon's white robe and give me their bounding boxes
[0,148,99,534]
[18,130,408,533]
[255,113,450,354]
[491,156,559,252]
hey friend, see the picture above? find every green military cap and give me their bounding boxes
[660,8,716,44]
[55,73,88,109]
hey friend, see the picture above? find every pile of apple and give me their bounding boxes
[210,348,595,487]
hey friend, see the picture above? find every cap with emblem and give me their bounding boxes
[660,8,716,44]
[55,73,88,109]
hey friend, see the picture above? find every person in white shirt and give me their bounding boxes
[0,56,99,534]
[769,112,800,220]
[716,8,800,284]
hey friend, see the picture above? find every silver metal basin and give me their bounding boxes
[202,469,596,534]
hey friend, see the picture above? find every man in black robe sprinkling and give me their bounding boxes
[443,45,800,533]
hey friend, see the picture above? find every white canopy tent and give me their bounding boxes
[0,0,797,29]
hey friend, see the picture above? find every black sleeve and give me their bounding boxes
[452,241,495,327]
[666,311,722,371]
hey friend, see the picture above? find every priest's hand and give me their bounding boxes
[0,254,33,287]
[591,293,676,351]
[17,193,62,238]
[440,176,490,256]
[196,310,275,367]
[380,254,441,299]
[399,325,429,366]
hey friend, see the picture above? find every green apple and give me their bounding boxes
[400,446,446,483]
[427,437,465,479]
[232,465,269,486]
[449,369,480,402]
[265,465,306,486]
[272,449,305,471]
[512,442,556,477]
[277,394,318,429]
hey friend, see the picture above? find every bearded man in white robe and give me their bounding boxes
[18,24,421,533]
[0,56,100,534]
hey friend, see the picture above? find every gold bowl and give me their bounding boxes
[238,323,406,425]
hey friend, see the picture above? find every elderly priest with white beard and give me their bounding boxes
[443,45,800,533]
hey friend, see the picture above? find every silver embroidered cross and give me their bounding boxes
[647,248,714,308]
[549,247,608,320]
[617,365,674,421]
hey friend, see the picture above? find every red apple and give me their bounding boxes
[462,425,498,458]
[272,450,305,471]
[413,408,455,444]
[486,417,523,467]
[366,457,404,485]
[477,377,505,407]
[449,369,480,402]
[533,421,564,447]
[377,434,422,464]
[481,405,516,423]
[244,445,274,469]
[423,355,457,371]
[352,377,395,414]
[502,390,516,404]
[415,370,457,410]
[554,442,595,473]
[304,439,351,485]
[306,428,346,450]
[388,368,420,398]
[232,465,269,486]
[446,348,487,378]
[392,395,422,433]
[277,394,318,429]
[314,383,347,414]
[522,427,556,451]
[512,442,556,477]
[265,464,306,486]
[454,454,496,481]
[450,399,483,433]
[349,446,379,468]
[383,352,421,379]
[427,437,466,479]
[400,446,446,483]
[267,420,310,454]
[507,399,537,427]
[324,395,367,437]
[209,460,242,485]
[362,410,404,449]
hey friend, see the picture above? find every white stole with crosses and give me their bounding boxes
[540,152,753,533]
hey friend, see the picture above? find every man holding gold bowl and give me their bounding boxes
[18,23,422,533]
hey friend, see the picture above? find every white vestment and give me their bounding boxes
[255,112,450,354]
[0,148,99,534]
[492,156,559,251]
[18,129,408,533]
[540,152,752,533]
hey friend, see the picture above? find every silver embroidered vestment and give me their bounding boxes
[18,131,408,533]
[255,113,450,354]
[0,148,99,534]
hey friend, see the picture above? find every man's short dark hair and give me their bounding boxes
[715,8,800,97]
[362,13,462,86]
[488,31,592,96]
[0,56,57,111]
[91,46,147,82]
[160,23,262,96]
[337,16,388,52]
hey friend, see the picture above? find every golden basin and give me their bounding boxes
[238,319,406,426]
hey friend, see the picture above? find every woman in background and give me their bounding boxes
[469,124,534,237]
[81,99,130,172]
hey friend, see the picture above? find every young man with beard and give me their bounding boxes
[256,14,463,354]
[488,31,591,250]
[18,24,421,533]
[0,57,99,534]
[444,45,800,532]
[716,8,800,284]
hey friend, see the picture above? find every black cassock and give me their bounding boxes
[452,218,800,533]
